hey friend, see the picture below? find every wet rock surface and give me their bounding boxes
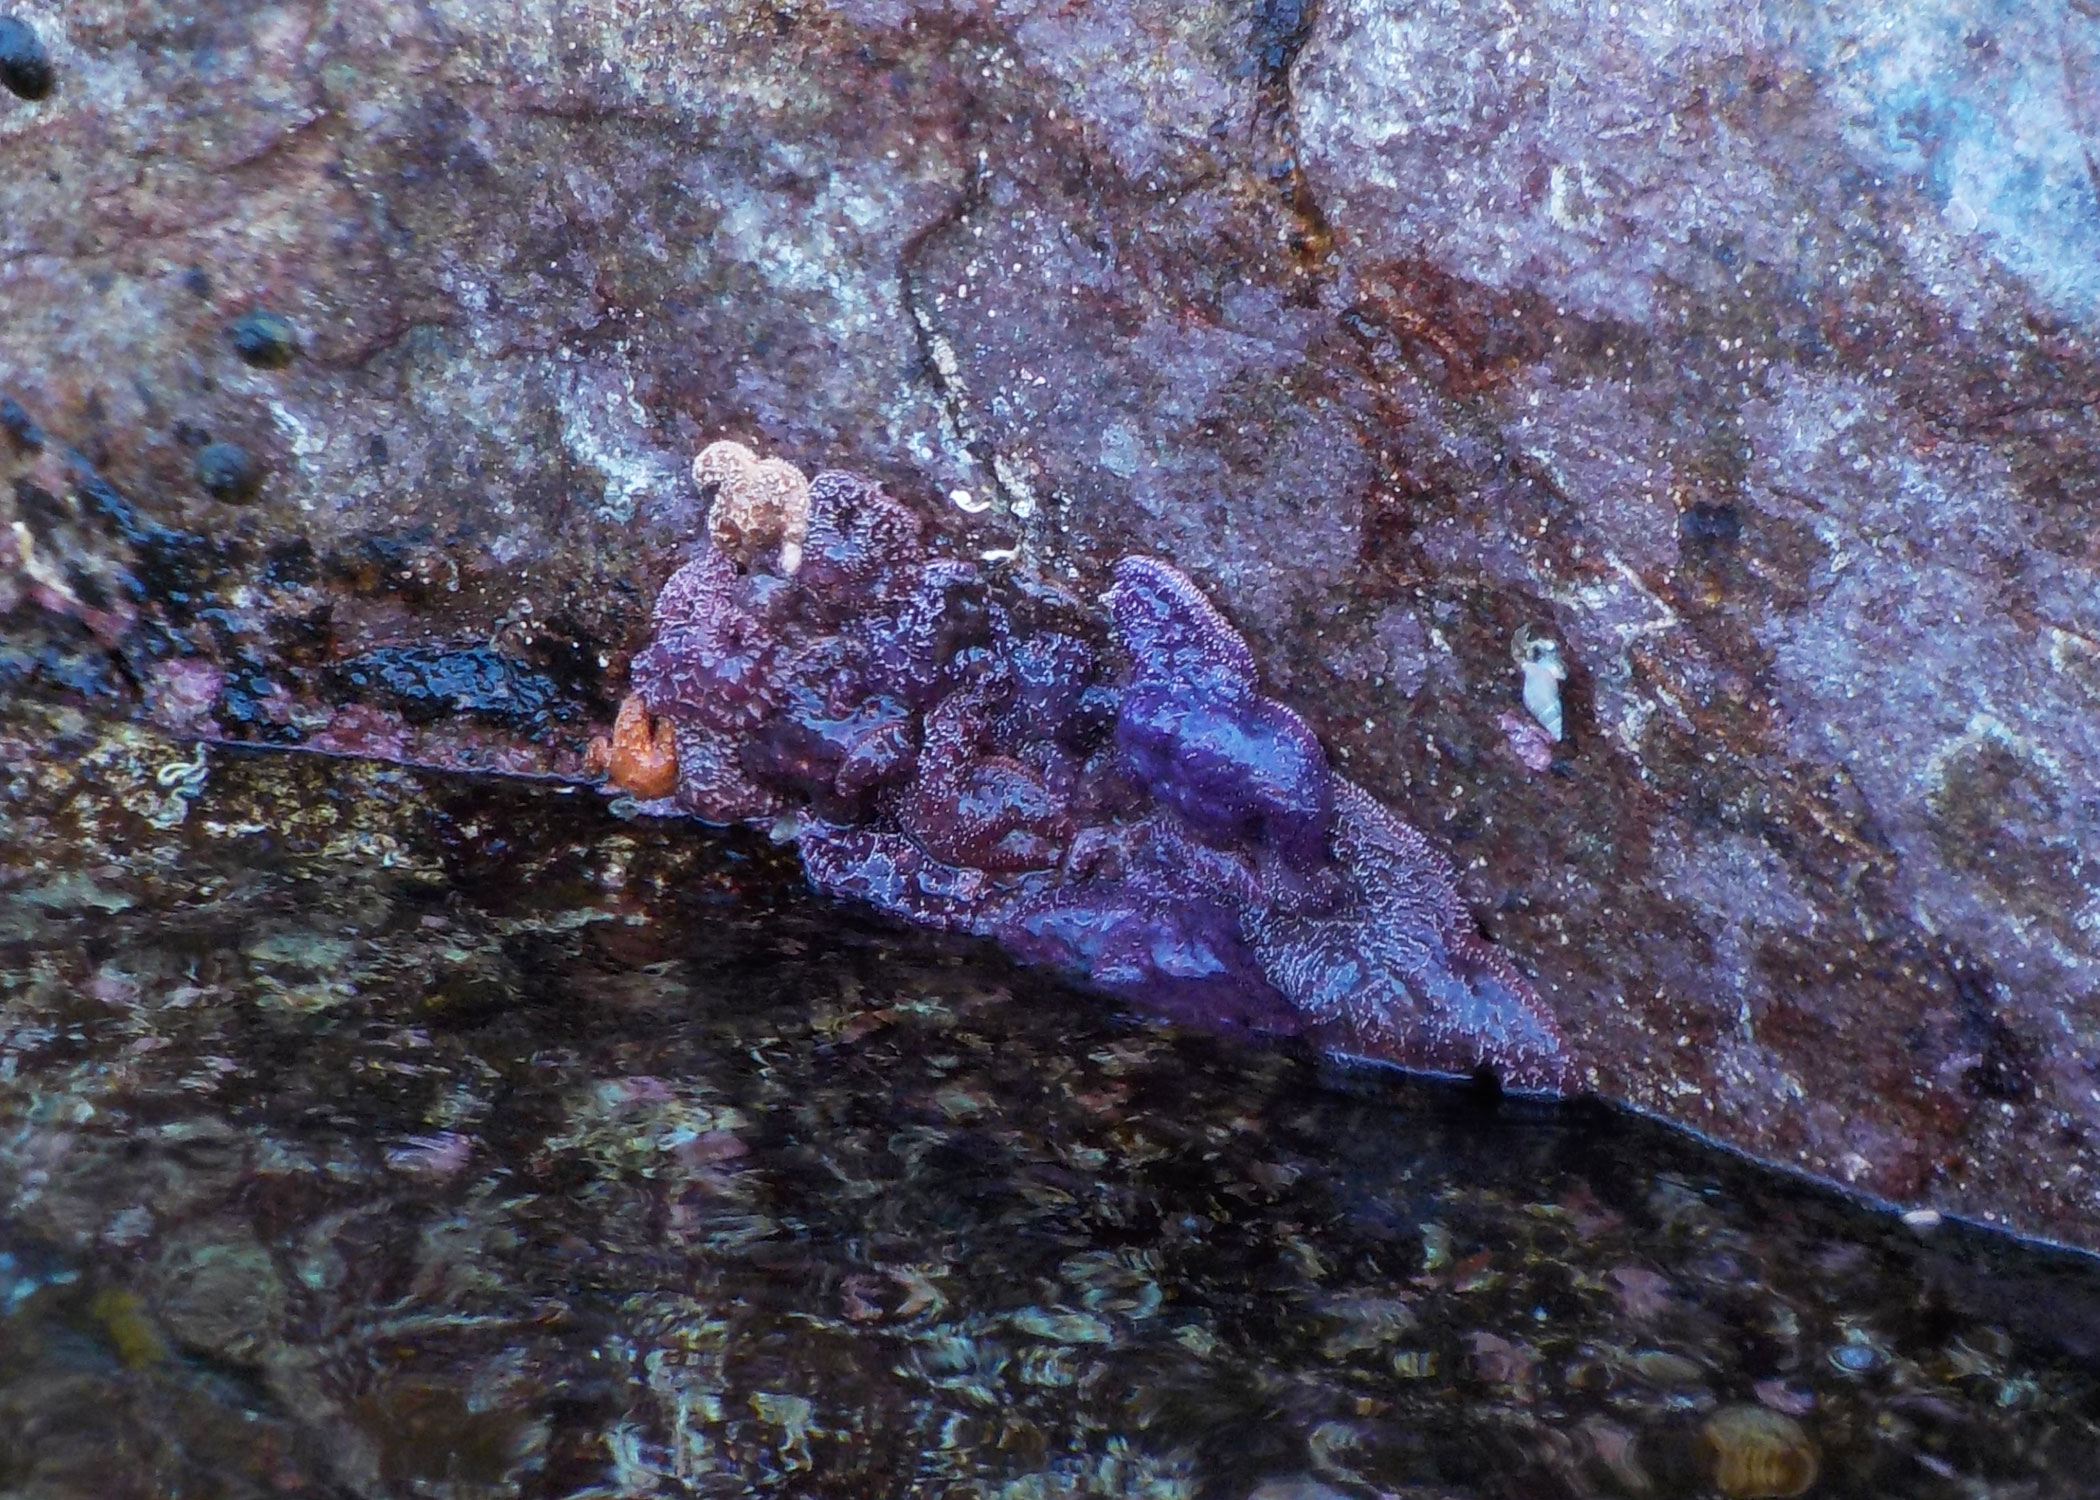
[3,697,2100,1497]
[1,0,2098,1242]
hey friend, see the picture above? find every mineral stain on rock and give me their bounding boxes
[628,449,1572,1092]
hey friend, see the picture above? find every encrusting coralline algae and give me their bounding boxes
[613,446,1573,1093]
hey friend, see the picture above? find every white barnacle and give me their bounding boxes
[1512,625,1567,743]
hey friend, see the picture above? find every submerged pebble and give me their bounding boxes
[1701,1405,1819,1499]
[1828,1336,1883,1375]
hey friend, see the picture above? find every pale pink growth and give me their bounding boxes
[10,518,134,642]
[145,657,225,733]
[1581,1417,1649,1493]
[691,439,756,490]
[1498,709,1557,772]
[306,703,412,760]
[694,440,811,575]
[841,1274,887,1322]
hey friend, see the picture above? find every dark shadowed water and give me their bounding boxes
[2,699,2098,1499]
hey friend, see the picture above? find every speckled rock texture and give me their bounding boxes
[1,0,2097,1244]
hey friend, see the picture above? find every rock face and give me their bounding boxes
[1,0,2097,1241]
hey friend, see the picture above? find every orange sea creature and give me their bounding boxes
[591,694,679,800]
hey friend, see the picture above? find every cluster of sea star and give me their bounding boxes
[610,444,1573,1093]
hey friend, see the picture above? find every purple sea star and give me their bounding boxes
[625,454,1575,1093]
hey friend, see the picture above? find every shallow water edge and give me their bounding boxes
[4,697,2099,1497]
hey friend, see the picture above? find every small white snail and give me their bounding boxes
[1512,625,1567,743]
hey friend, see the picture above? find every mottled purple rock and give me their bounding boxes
[631,469,1573,1092]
